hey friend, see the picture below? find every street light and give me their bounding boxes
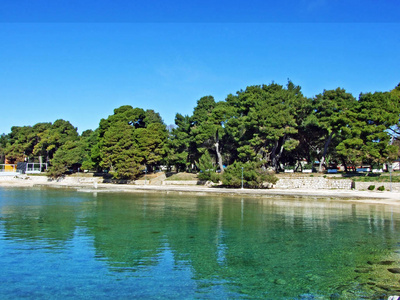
[241,167,244,189]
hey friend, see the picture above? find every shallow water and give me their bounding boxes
[0,187,400,299]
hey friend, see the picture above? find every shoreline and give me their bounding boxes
[1,176,400,206]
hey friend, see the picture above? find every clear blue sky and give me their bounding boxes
[0,1,399,134]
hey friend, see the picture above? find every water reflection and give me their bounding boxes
[0,189,85,248]
[1,188,400,299]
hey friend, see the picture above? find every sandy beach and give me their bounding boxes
[1,175,400,206]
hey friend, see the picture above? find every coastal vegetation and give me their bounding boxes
[1,81,400,185]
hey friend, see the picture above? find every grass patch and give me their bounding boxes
[23,173,47,176]
[69,172,94,177]
[165,172,199,181]
[346,173,400,183]
[136,172,164,180]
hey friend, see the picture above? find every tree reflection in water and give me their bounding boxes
[1,188,400,299]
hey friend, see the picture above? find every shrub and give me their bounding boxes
[377,186,385,191]
[197,151,215,181]
[113,159,143,180]
[81,160,95,171]
[222,161,278,189]
[303,163,314,170]
[46,164,67,179]
[198,170,214,181]
[368,185,375,190]
[209,172,221,183]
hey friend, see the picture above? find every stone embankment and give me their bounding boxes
[354,182,400,192]
[0,174,102,186]
[275,177,352,190]
[274,176,400,192]
[163,180,204,185]
[1,173,400,191]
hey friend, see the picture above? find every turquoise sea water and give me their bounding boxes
[0,187,400,299]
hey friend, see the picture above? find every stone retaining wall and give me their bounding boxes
[0,175,101,185]
[0,175,48,183]
[55,176,102,184]
[354,182,400,192]
[275,177,352,190]
[163,180,204,186]
[2,175,399,192]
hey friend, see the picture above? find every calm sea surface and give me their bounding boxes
[0,187,400,299]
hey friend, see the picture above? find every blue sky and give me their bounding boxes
[0,1,399,134]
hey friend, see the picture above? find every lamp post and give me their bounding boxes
[145,166,147,185]
[241,167,244,189]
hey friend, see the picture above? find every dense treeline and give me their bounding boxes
[1,81,400,184]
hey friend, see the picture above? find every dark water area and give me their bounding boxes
[0,187,400,299]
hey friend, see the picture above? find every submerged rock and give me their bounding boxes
[298,293,325,299]
[388,268,400,274]
[376,284,392,291]
[273,279,286,285]
[378,260,396,265]
[354,267,373,273]
[305,274,321,281]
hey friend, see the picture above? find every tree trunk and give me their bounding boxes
[256,141,270,168]
[319,132,333,172]
[214,141,224,174]
[342,159,348,173]
[274,135,287,172]
[270,140,279,170]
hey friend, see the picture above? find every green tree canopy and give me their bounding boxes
[47,140,87,178]
[2,81,399,180]
[33,119,79,161]
[225,82,305,171]
[98,105,167,179]
[313,88,357,171]
[0,133,8,163]
[166,113,193,172]
[191,97,234,173]
[5,122,52,163]
[337,91,400,167]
